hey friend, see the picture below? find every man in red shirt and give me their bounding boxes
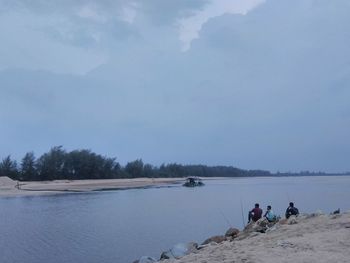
[248,203,263,223]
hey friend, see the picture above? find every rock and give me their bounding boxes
[341,223,350,228]
[287,215,298,225]
[170,242,198,259]
[278,218,288,225]
[243,221,254,232]
[302,213,314,219]
[159,251,173,260]
[225,227,240,238]
[201,235,226,245]
[277,240,296,248]
[197,244,209,250]
[132,256,157,263]
[160,242,198,260]
[225,236,233,242]
[257,218,269,228]
[253,226,266,233]
[241,218,278,237]
[331,214,341,219]
[235,233,250,241]
[267,222,277,228]
[266,225,277,233]
[315,209,323,215]
[252,218,269,233]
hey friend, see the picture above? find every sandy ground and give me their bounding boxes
[163,212,350,263]
[0,176,183,197]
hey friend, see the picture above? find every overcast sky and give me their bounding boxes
[1,0,349,172]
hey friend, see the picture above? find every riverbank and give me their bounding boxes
[160,212,350,263]
[0,176,184,197]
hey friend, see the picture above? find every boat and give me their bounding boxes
[183,177,204,187]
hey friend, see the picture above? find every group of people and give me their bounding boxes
[248,202,299,223]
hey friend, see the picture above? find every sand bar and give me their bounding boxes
[0,176,184,197]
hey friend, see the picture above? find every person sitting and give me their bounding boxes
[285,202,299,219]
[248,203,262,223]
[264,205,277,222]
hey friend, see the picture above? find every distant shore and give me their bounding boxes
[0,177,185,197]
[1,175,350,198]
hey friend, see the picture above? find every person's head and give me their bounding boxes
[255,203,259,208]
[289,202,294,207]
[267,205,271,210]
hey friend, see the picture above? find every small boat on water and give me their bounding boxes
[183,177,204,187]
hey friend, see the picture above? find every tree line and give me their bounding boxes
[0,146,338,181]
[0,146,274,181]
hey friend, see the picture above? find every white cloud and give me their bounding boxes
[177,0,265,51]
[77,2,138,25]
[0,12,107,75]
[120,2,138,24]
[77,3,107,23]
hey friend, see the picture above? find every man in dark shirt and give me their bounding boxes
[248,203,263,223]
[285,202,299,219]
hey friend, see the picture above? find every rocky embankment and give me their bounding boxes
[133,211,350,263]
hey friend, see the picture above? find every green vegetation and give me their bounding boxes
[0,146,341,181]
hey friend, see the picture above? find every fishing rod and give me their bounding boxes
[219,209,233,228]
[219,200,245,229]
[286,191,291,202]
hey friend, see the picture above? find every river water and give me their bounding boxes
[1,176,349,263]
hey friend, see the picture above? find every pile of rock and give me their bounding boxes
[133,213,334,262]
[160,242,198,260]
[132,227,240,262]
[132,256,157,263]
[236,217,282,240]
[133,216,302,262]
[201,227,240,246]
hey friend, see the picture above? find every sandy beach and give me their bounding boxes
[161,212,350,263]
[0,176,183,197]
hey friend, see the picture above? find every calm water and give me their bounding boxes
[1,176,350,263]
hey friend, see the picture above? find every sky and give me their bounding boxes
[0,0,349,173]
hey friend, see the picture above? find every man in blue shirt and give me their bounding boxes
[264,205,277,222]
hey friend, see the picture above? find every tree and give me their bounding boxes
[63,150,121,180]
[1,146,276,181]
[0,155,19,179]
[64,149,94,180]
[21,152,37,181]
[36,146,66,180]
[143,164,154,178]
[161,163,185,177]
[125,159,144,178]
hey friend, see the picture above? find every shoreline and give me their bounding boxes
[0,177,185,198]
[153,212,350,263]
[1,175,350,198]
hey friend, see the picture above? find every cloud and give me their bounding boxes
[177,0,265,51]
[0,1,142,74]
[0,0,350,172]
[0,12,109,74]
[77,3,108,23]
[0,0,208,74]
[120,2,138,24]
